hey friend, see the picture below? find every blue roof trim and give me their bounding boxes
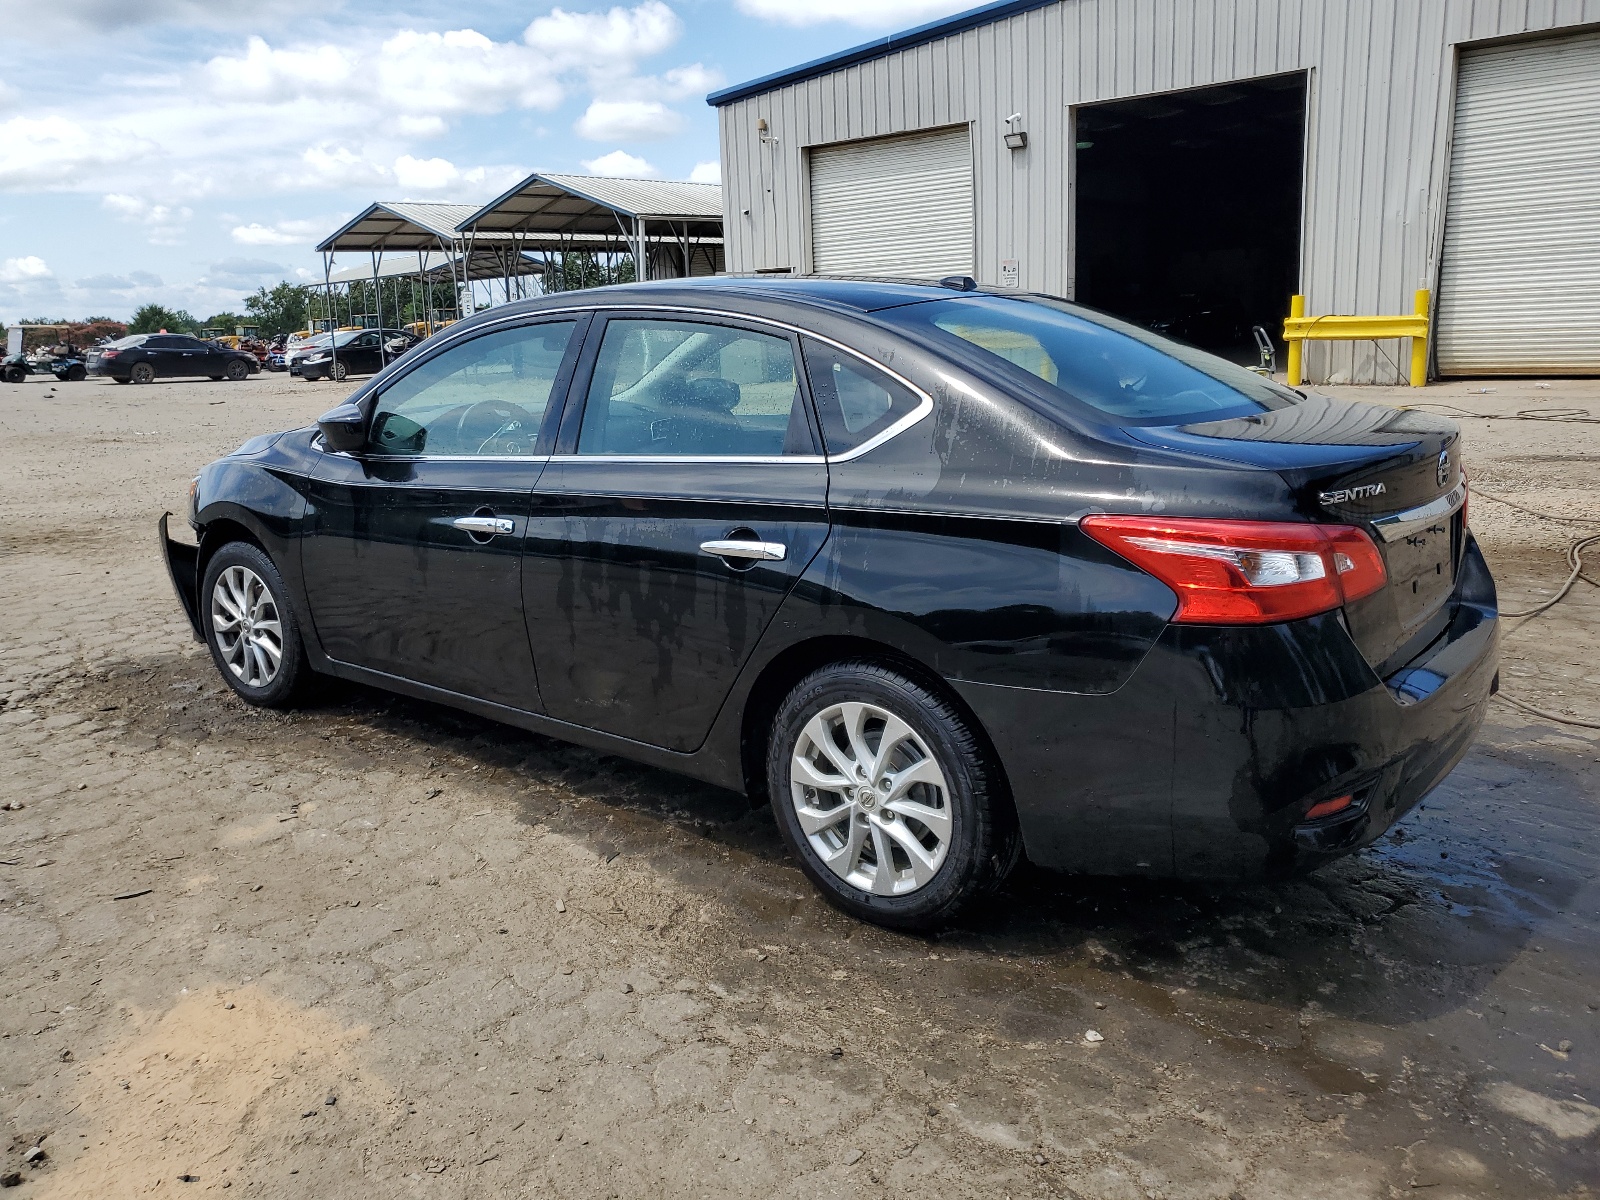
[706,0,1059,107]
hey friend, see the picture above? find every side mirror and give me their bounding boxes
[317,403,366,453]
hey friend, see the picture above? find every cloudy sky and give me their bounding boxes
[0,0,978,322]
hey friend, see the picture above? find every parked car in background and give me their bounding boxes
[2,347,87,383]
[89,334,260,384]
[162,277,1496,930]
[286,334,331,377]
[297,328,414,382]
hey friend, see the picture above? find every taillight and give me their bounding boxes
[101,349,119,358]
[1080,516,1387,625]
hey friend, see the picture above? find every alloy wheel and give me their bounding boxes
[790,701,952,896]
[210,564,283,688]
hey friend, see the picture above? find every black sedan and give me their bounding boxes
[296,328,414,382]
[90,334,259,384]
[160,278,1497,929]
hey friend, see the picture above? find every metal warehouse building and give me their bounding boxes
[709,0,1600,383]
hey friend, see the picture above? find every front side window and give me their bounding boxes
[367,320,576,456]
[577,318,813,457]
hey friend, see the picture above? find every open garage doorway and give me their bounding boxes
[1074,73,1307,365]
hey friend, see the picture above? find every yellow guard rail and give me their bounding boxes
[1283,288,1431,387]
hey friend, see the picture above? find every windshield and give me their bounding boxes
[887,295,1302,425]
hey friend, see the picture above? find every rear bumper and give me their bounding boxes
[159,513,204,642]
[957,535,1499,879]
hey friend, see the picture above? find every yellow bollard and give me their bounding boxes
[1409,288,1430,387]
[1286,294,1305,386]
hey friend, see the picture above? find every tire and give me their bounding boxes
[331,361,348,383]
[766,661,1019,931]
[130,361,155,385]
[224,359,249,382]
[112,377,130,384]
[200,542,311,708]
[65,365,86,382]
[2,366,26,384]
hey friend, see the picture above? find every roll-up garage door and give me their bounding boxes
[1436,31,1600,375]
[809,126,973,277]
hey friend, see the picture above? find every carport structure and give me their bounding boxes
[456,173,724,285]
[322,249,544,331]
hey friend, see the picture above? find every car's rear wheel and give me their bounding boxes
[224,359,249,382]
[201,542,310,708]
[766,661,1018,931]
[130,362,155,385]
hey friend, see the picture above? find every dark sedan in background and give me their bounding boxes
[160,278,1497,930]
[90,334,259,384]
[296,328,414,382]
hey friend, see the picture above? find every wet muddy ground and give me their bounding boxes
[1,374,1597,1198]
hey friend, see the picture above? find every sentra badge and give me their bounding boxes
[1319,482,1386,506]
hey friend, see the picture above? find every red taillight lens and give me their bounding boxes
[101,349,119,358]
[1080,515,1388,625]
[1305,794,1354,821]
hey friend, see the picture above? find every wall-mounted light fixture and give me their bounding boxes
[757,117,778,145]
[1003,112,1027,151]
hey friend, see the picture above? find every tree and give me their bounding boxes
[128,304,198,334]
[541,252,637,294]
[202,312,247,334]
[243,282,311,338]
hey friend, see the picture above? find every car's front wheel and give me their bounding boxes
[331,361,348,383]
[201,542,310,708]
[767,662,1018,931]
[224,359,249,382]
[130,362,155,384]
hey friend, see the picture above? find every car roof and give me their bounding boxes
[488,276,974,322]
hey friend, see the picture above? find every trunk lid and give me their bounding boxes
[1129,394,1464,672]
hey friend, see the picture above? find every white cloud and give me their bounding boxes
[525,2,682,70]
[0,0,331,35]
[393,154,460,191]
[102,193,193,245]
[660,64,723,99]
[582,150,656,178]
[688,160,721,184]
[0,115,153,189]
[231,217,328,247]
[202,257,288,285]
[735,0,975,26]
[74,271,163,290]
[0,256,52,283]
[575,100,682,142]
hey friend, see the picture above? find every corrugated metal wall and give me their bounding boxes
[717,0,1600,383]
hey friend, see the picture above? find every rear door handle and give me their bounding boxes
[453,516,515,536]
[700,539,786,562]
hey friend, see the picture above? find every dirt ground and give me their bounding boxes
[1,370,1596,1199]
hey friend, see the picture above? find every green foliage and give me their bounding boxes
[202,312,247,334]
[541,252,637,294]
[243,283,312,338]
[128,304,199,335]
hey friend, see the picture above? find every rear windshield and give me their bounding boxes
[106,335,147,349]
[886,295,1302,425]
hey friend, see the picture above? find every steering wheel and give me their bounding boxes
[455,400,538,455]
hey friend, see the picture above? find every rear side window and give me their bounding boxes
[577,318,814,457]
[800,338,922,455]
[890,296,1300,425]
[144,335,185,349]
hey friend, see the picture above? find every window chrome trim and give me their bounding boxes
[1371,484,1466,543]
[326,301,934,465]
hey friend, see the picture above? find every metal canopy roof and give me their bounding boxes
[316,201,517,253]
[458,173,723,237]
[324,250,543,285]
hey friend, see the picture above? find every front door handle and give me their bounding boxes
[700,539,786,562]
[453,516,515,536]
